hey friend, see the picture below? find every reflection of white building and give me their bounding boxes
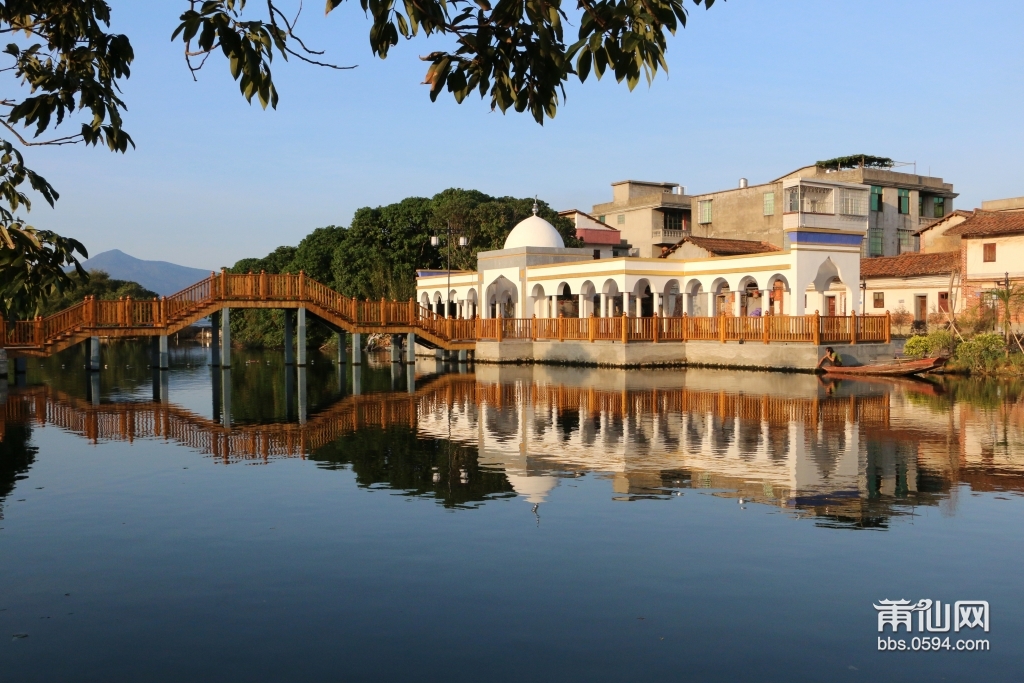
[414,368,871,507]
[418,184,870,324]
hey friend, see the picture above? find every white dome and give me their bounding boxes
[503,215,565,250]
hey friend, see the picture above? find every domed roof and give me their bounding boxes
[503,206,565,250]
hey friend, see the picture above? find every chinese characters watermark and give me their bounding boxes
[873,599,990,652]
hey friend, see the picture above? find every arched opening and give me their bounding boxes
[486,276,519,319]
[766,275,789,316]
[737,276,761,317]
[466,288,478,319]
[556,282,576,317]
[433,292,444,317]
[631,279,654,317]
[420,292,431,311]
[711,278,731,316]
[580,281,597,318]
[601,279,621,317]
[810,258,846,316]
[448,289,458,318]
[531,284,547,317]
[685,279,706,316]
[663,280,681,317]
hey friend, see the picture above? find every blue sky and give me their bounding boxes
[25,0,1024,269]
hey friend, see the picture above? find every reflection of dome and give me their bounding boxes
[503,215,565,250]
[504,472,558,504]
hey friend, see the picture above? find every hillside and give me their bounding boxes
[77,249,212,296]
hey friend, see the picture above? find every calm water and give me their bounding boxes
[1,342,1023,682]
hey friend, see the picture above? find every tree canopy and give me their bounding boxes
[227,188,574,347]
[815,155,895,172]
[0,1,717,321]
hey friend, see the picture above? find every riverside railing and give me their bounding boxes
[0,269,891,350]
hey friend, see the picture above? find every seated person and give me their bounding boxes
[815,346,842,370]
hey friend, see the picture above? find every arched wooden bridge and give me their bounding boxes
[0,270,890,358]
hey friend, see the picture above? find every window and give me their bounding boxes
[870,185,883,211]
[593,249,601,260]
[873,292,885,309]
[984,243,996,262]
[868,228,883,257]
[838,189,868,216]
[663,211,684,231]
[933,197,945,218]
[698,200,712,224]
[918,196,924,216]
[763,192,775,216]
[785,187,800,212]
[938,291,950,312]
[898,229,916,254]
[616,214,625,225]
[898,188,910,215]
[598,215,606,223]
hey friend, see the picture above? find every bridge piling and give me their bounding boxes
[88,336,101,372]
[352,364,362,395]
[285,366,296,421]
[221,308,231,367]
[352,333,362,365]
[212,367,222,422]
[209,312,220,367]
[336,332,346,366]
[297,307,307,366]
[406,333,416,364]
[284,311,294,365]
[297,367,307,424]
[390,335,401,364]
[221,369,231,428]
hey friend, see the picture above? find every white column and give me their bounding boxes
[623,292,631,317]
[549,296,556,318]
[578,294,585,317]
[657,293,664,316]
[600,293,608,318]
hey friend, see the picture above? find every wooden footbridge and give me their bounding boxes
[0,270,891,359]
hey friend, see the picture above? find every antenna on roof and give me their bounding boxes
[532,197,539,216]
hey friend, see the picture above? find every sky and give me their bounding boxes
[22,0,1024,270]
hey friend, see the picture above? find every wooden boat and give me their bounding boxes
[823,356,947,377]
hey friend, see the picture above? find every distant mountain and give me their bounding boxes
[76,249,212,296]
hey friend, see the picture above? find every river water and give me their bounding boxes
[1,342,1022,682]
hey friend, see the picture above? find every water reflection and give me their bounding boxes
[3,344,1024,528]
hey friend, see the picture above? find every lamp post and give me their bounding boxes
[860,278,866,315]
[430,222,469,318]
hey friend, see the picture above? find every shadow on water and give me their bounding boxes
[3,340,1024,525]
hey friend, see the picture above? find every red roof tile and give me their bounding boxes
[860,252,958,278]
[944,210,1024,238]
[660,235,781,258]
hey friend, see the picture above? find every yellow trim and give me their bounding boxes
[525,263,792,284]
[782,228,866,236]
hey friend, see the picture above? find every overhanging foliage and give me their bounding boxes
[815,155,894,172]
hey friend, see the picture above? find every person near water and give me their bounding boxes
[815,346,842,371]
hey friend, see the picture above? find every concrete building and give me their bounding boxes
[687,162,957,258]
[559,209,633,259]
[589,180,690,258]
[860,252,959,324]
[946,209,1024,305]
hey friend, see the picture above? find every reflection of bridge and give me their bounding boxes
[0,271,889,360]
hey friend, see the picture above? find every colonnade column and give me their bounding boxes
[578,294,586,317]
[623,292,631,317]
[296,307,307,366]
[600,293,608,318]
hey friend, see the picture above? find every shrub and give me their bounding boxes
[890,305,913,336]
[904,330,955,359]
[954,333,1006,373]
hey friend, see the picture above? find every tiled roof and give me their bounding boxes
[660,235,781,258]
[944,210,1024,238]
[860,251,958,279]
[913,209,973,235]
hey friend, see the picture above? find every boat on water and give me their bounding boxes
[822,356,947,377]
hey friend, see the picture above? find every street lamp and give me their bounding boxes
[430,221,468,318]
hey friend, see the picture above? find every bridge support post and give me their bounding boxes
[221,368,231,428]
[390,335,401,363]
[212,366,222,422]
[297,307,307,366]
[458,349,468,363]
[352,333,362,365]
[152,369,169,403]
[407,364,415,394]
[209,312,220,367]
[284,311,294,365]
[337,331,346,365]
[406,333,416,364]
[221,308,231,367]
[297,367,307,424]
[352,364,362,395]
[88,371,100,405]
[390,361,401,390]
[157,335,169,370]
[88,336,101,372]
[285,366,296,421]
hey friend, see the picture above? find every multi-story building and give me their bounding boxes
[589,180,690,258]
[687,161,957,257]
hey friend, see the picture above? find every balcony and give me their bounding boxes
[653,227,685,246]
